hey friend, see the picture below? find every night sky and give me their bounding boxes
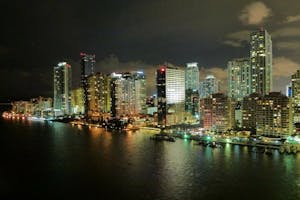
[1,0,300,101]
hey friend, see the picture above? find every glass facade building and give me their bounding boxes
[80,52,96,115]
[53,62,72,116]
[228,58,251,101]
[250,28,272,95]
[157,65,185,127]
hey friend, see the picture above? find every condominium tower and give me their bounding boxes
[53,62,72,116]
[228,58,251,101]
[250,28,272,95]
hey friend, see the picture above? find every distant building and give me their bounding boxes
[250,28,272,95]
[80,52,96,115]
[87,73,111,119]
[242,92,291,136]
[71,88,84,115]
[185,62,199,91]
[185,62,200,117]
[286,83,292,98]
[53,62,72,116]
[157,65,185,127]
[110,71,146,118]
[199,75,219,99]
[185,89,199,117]
[30,97,52,117]
[200,93,234,132]
[291,70,300,123]
[12,97,52,118]
[228,58,251,101]
[12,101,33,115]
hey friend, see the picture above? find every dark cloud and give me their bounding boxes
[1,0,300,100]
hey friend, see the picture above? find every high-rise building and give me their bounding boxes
[250,28,272,95]
[200,93,234,132]
[80,52,96,115]
[242,92,291,136]
[53,62,72,116]
[110,72,146,118]
[185,62,199,91]
[87,73,111,118]
[228,58,251,101]
[156,65,185,127]
[132,71,147,115]
[71,88,84,115]
[185,62,200,117]
[291,70,300,123]
[199,75,219,99]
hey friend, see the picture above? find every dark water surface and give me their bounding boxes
[0,117,300,199]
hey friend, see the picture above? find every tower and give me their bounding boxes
[227,58,251,101]
[80,52,96,115]
[156,65,185,127]
[250,28,272,95]
[53,62,72,116]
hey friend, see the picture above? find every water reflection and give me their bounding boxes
[2,118,300,199]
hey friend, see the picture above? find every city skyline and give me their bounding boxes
[1,1,300,100]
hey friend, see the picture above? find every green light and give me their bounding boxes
[226,138,231,143]
[184,134,189,139]
[206,136,211,140]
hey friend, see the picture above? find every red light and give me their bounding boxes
[161,68,165,72]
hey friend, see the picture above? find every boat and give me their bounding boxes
[208,142,218,148]
[265,148,273,155]
[197,140,208,146]
[150,133,175,142]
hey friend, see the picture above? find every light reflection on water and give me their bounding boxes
[1,118,300,199]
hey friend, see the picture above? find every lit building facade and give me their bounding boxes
[200,93,233,132]
[110,72,146,118]
[71,88,84,114]
[250,28,272,95]
[199,75,219,99]
[132,71,147,115]
[12,101,33,115]
[30,97,53,117]
[185,62,200,117]
[291,70,300,123]
[157,65,185,127]
[53,62,72,116]
[80,52,96,115]
[87,73,111,118]
[242,92,291,136]
[185,62,199,91]
[228,58,251,101]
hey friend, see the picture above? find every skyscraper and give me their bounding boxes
[291,70,300,123]
[156,65,185,127]
[185,62,200,117]
[199,75,219,99]
[250,28,272,95]
[132,71,147,115]
[228,58,251,101]
[80,52,96,115]
[53,62,72,116]
[87,73,111,119]
[185,62,199,91]
[110,72,146,118]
